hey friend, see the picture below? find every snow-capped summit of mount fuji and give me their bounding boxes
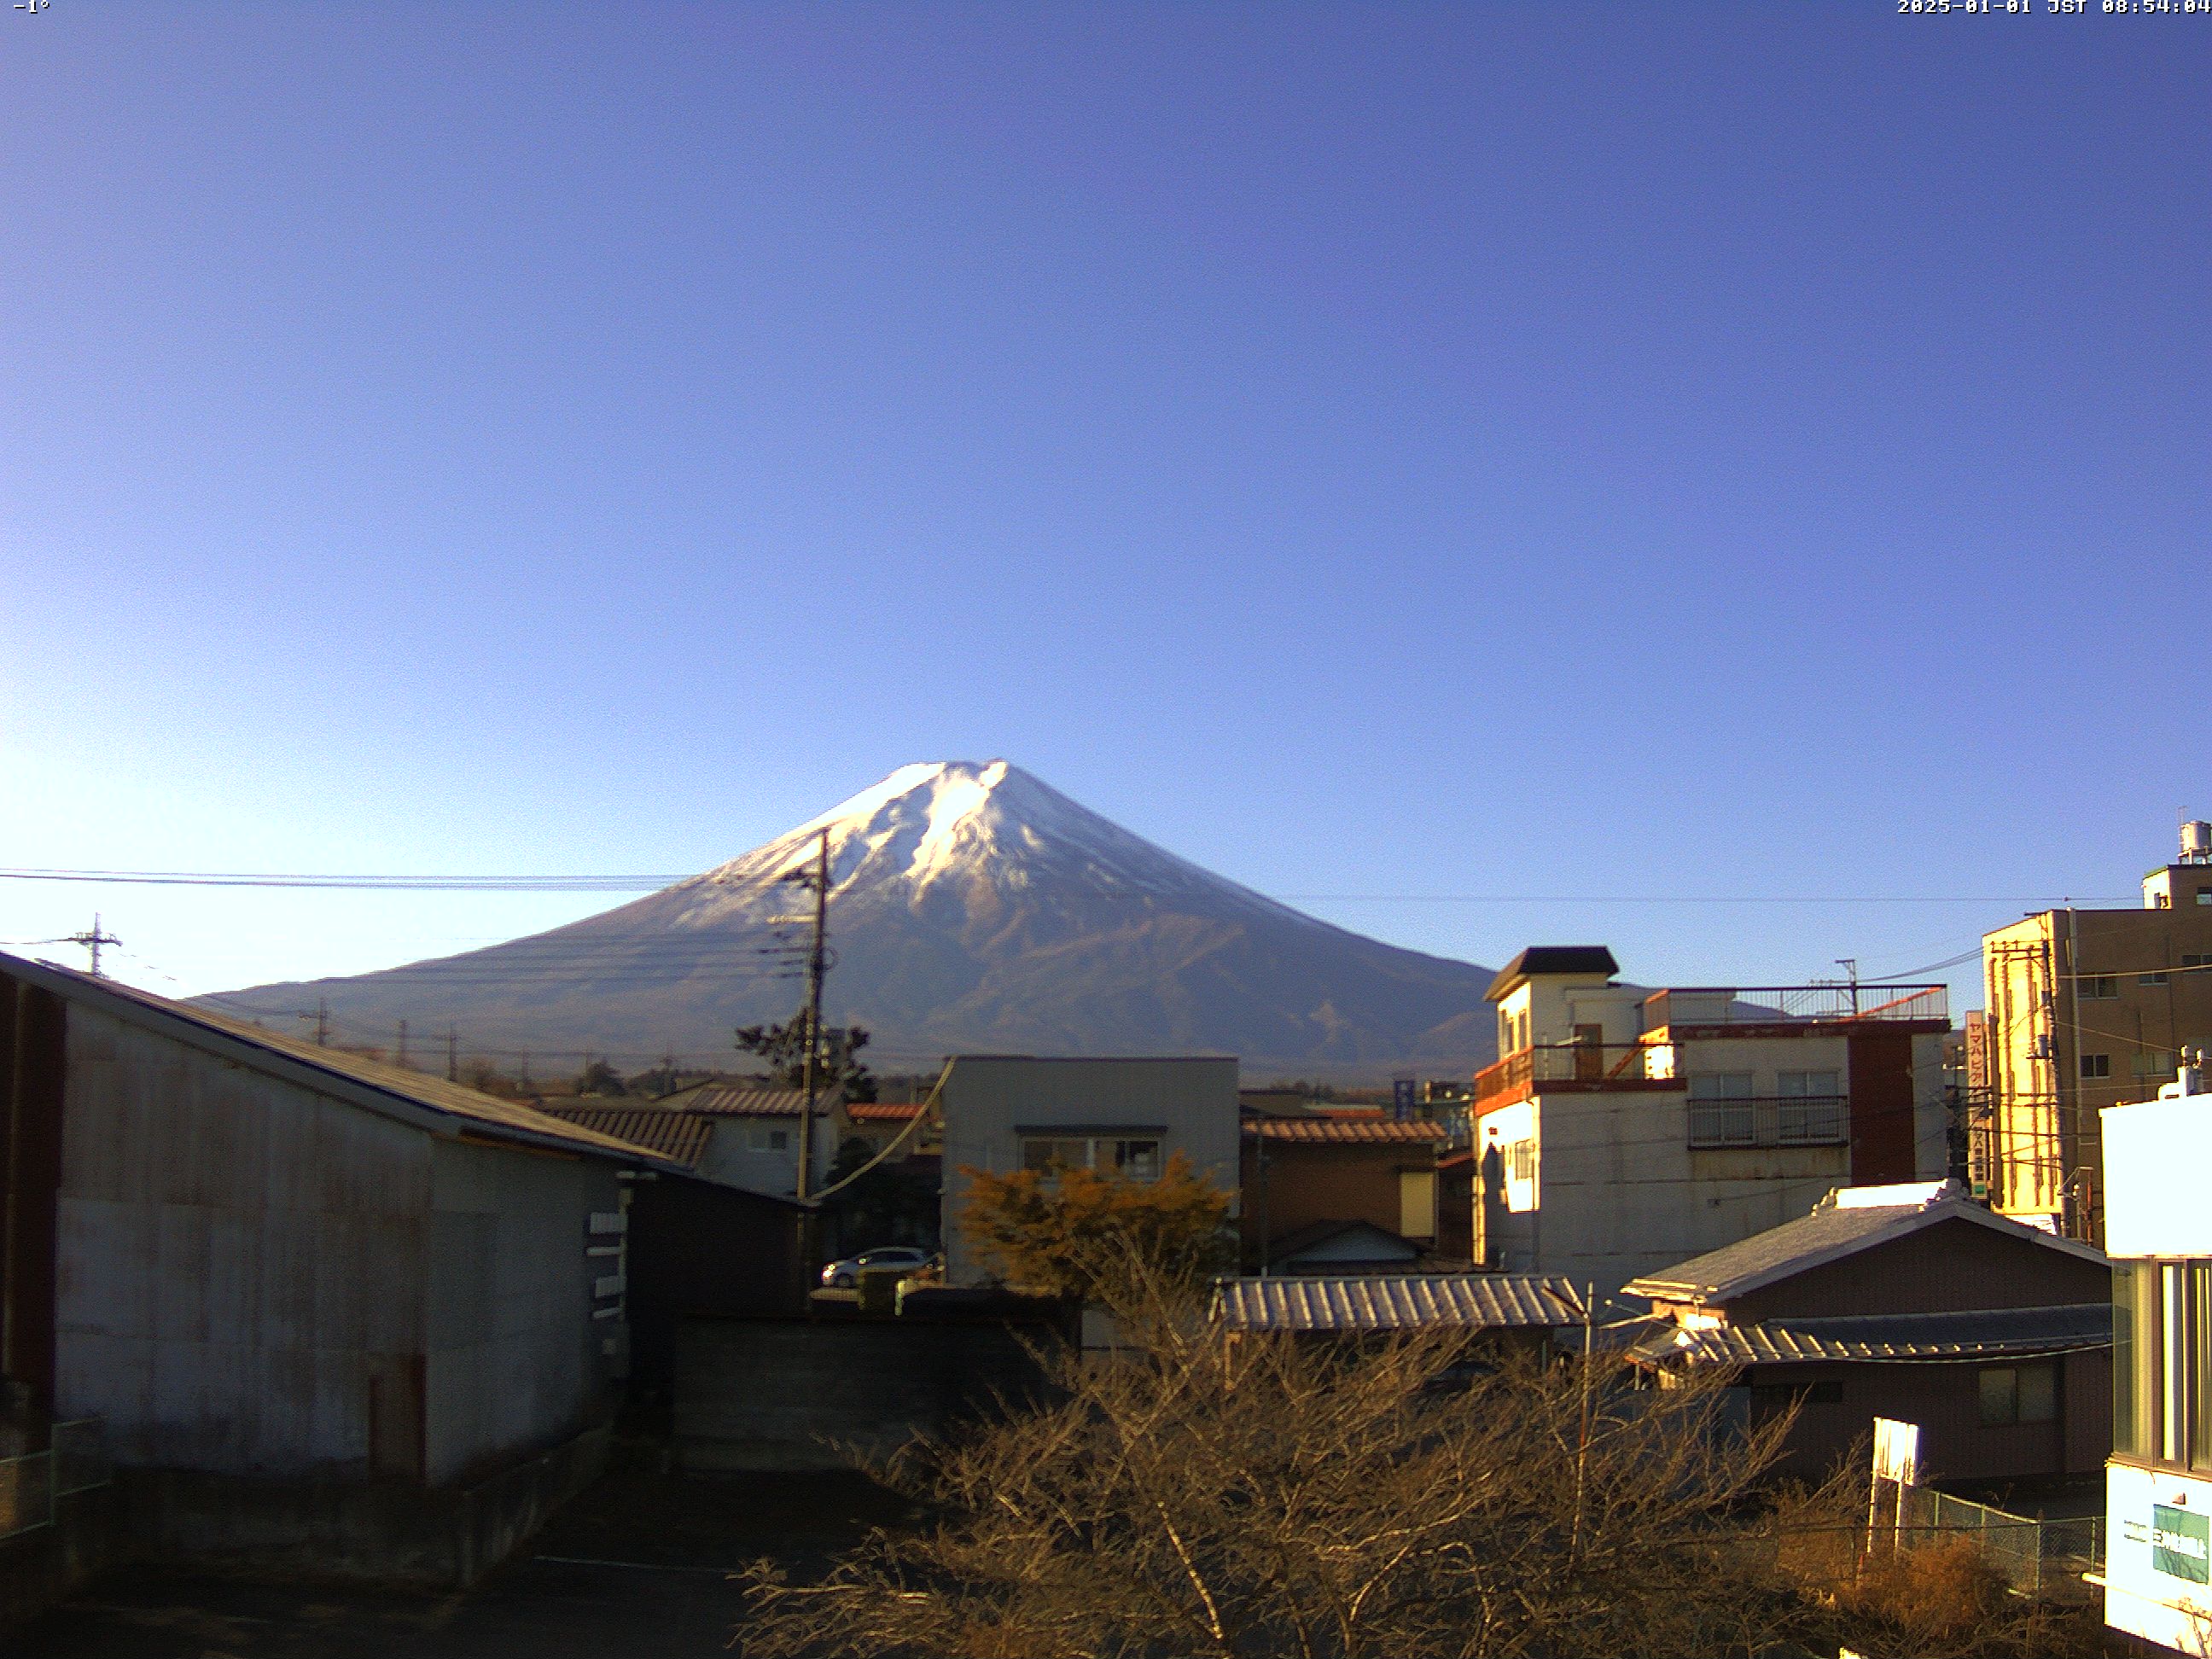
[212,762,1501,1079]
[662,760,1318,933]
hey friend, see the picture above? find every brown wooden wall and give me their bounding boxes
[1724,1216,2109,1326]
[1238,1138,1429,1264]
[1750,1348,2110,1486]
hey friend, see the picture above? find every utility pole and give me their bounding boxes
[1837,958,1860,1017]
[795,829,830,1202]
[446,1026,459,1083]
[397,1019,410,1070]
[67,914,120,977]
[314,998,329,1046]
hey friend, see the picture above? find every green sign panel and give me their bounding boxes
[2153,1505,2210,1585]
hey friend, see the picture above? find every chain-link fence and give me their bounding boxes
[1897,1484,2103,1602]
[0,1419,109,1545]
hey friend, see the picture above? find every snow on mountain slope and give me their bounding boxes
[210,761,1503,1079]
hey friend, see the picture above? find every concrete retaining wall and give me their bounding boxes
[675,1318,1055,1471]
[115,1422,611,1586]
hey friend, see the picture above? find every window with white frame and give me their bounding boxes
[1019,1134,1163,1181]
[1687,1073,1755,1147]
[1776,1070,1844,1145]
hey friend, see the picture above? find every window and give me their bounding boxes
[2142,971,2171,987]
[2077,975,2118,1000]
[766,1127,789,1151]
[2134,1051,2174,1078]
[1978,1364,2057,1427]
[2112,1260,2212,1471]
[1018,1134,1164,1181]
[1776,1070,1844,1145]
[2184,953,2212,969]
[1687,1073,1755,1147]
[1507,1138,1537,1182]
[2081,1053,2111,1080]
[2197,889,2212,905]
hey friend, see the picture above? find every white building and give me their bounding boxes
[938,1056,1240,1284]
[1475,946,1952,1295]
[2101,1053,2212,1654]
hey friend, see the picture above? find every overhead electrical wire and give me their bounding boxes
[0,864,2137,906]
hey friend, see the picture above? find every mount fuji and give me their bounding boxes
[211,762,1503,1080]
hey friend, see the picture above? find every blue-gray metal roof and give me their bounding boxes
[1631,1303,2112,1367]
[1623,1188,2108,1306]
[1211,1273,1584,1332]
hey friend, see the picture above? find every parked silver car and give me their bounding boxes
[819,1244,933,1289]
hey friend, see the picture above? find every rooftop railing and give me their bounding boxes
[1643,983,1948,1030]
[1474,1041,1656,1109]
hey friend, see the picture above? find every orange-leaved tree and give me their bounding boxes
[958,1152,1233,1302]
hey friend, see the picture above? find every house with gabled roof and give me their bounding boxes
[0,951,685,1591]
[1626,1180,2111,1485]
[1241,1109,1446,1272]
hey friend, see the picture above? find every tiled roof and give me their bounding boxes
[1633,1303,2112,1367]
[1213,1273,1584,1333]
[541,1106,714,1168]
[676,1085,818,1117]
[1244,1118,1445,1144]
[1623,1184,2108,1305]
[847,1101,925,1121]
[2,953,679,1167]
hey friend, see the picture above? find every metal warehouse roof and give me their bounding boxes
[1632,1303,2113,1367]
[1211,1273,1584,1333]
[0,952,682,1168]
[1243,1117,1445,1144]
[541,1105,714,1168]
[847,1100,926,1121]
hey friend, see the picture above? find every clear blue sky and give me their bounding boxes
[3,3,2205,1014]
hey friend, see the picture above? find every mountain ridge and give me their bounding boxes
[208,761,1504,1080]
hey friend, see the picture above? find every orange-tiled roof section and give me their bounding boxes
[1243,1118,1446,1144]
[847,1101,925,1121]
[540,1105,714,1168]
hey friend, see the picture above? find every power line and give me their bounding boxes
[0,864,2139,905]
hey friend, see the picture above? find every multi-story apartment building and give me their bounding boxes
[1976,825,2212,1243]
[1473,946,1950,1295]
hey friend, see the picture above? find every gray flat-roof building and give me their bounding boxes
[939,1056,1240,1284]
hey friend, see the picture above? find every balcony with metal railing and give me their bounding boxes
[1643,983,1948,1033]
[1473,1040,1672,1112]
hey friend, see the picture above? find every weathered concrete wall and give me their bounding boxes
[940,1057,1240,1284]
[55,1006,432,1476]
[119,1421,612,1586]
[0,1481,126,1638]
[674,1318,1054,1470]
[424,1140,624,1486]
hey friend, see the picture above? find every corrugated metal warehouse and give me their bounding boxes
[0,951,681,1585]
